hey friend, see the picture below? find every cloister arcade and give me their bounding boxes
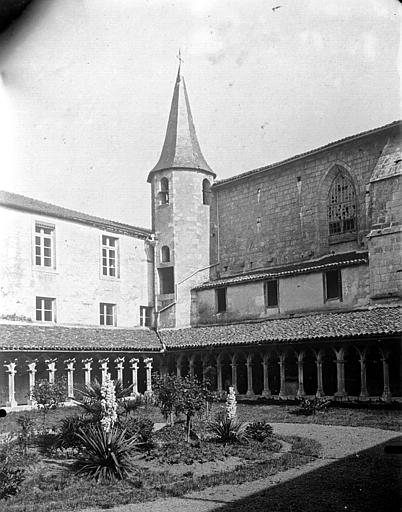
[1,337,400,408]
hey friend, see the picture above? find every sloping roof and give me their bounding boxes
[194,252,368,291]
[370,134,402,182]
[0,190,153,239]
[214,120,401,189]
[148,66,215,181]
[0,323,161,351]
[159,307,401,349]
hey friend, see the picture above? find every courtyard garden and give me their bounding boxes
[0,376,400,511]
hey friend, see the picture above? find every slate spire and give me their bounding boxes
[148,65,215,181]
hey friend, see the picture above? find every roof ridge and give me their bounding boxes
[214,120,402,188]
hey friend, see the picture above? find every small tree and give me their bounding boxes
[152,373,181,426]
[31,378,67,429]
[175,376,209,442]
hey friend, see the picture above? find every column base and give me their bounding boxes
[246,390,255,397]
[382,391,392,401]
[315,390,324,398]
[262,390,272,398]
[334,391,347,398]
[6,400,17,408]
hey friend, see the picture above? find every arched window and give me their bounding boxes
[158,177,169,205]
[328,173,356,236]
[202,179,211,205]
[161,245,170,263]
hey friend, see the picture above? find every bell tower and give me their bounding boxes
[148,64,216,328]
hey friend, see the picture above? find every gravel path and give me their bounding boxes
[81,423,401,512]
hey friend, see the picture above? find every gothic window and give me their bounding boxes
[158,177,169,205]
[202,179,211,205]
[328,173,357,236]
[161,245,170,263]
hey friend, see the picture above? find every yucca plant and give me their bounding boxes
[208,412,249,444]
[75,424,138,482]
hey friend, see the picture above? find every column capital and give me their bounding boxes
[4,360,17,375]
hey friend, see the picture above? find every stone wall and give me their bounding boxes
[210,130,395,280]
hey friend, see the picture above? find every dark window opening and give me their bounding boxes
[265,280,278,307]
[328,173,357,236]
[216,288,227,313]
[158,267,174,295]
[140,306,152,327]
[159,177,169,205]
[202,179,211,205]
[325,269,342,301]
[161,245,170,263]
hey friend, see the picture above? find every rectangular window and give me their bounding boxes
[140,306,152,327]
[325,269,342,301]
[102,235,119,277]
[35,223,55,268]
[264,280,279,308]
[100,303,116,326]
[158,267,175,294]
[216,287,227,313]
[36,297,55,322]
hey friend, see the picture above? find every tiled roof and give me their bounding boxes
[214,120,401,189]
[159,307,401,349]
[0,191,153,239]
[0,323,161,351]
[193,252,368,291]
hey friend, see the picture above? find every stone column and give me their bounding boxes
[189,357,195,379]
[230,356,238,393]
[99,358,109,384]
[359,354,368,398]
[202,359,208,384]
[297,353,305,397]
[144,358,153,395]
[382,355,391,401]
[216,359,223,393]
[279,354,286,398]
[26,360,38,405]
[4,360,17,408]
[246,354,254,396]
[315,353,324,397]
[64,358,76,399]
[46,359,57,384]
[82,358,93,387]
[114,357,125,383]
[335,351,346,397]
[129,358,139,395]
[176,357,182,378]
[262,355,271,397]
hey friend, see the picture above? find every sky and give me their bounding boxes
[0,0,400,229]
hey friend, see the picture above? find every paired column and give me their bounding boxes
[262,355,271,397]
[297,353,305,397]
[216,358,223,393]
[82,358,93,387]
[382,354,391,401]
[114,357,125,383]
[315,353,324,397]
[335,350,346,397]
[278,354,286,397]
[99,358,109,384]
[230,355,238,393]
[176,357,182,378]
[129,358,139,395]
[144,357,153,395]
[64,358,76,398]
[4,360,17,408]
[359,353,368,398]
[246,354,254,396]
[189,356,195,380]
[46,358,57,384]
[27,360,38,405]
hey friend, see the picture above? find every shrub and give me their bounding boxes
[120,416,154,444]
[31,378,67,427]
[57,415,93,452]
[246,420,273,442]
[16,415,35,455]
[294,397,331,416]
[208,412,249,444]
[75,424,138,482]
[0,459,25,500]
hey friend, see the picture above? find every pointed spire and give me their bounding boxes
[148,64,215,182]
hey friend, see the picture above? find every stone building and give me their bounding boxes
[0,65,401,407]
